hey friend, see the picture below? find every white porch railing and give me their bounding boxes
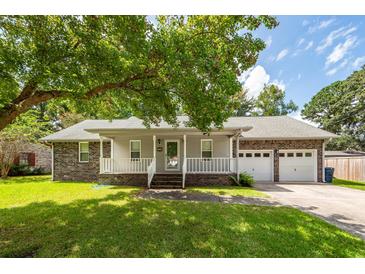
[100,158,153,174]
[186,157,235,173]
[147,158,156,188]
[182,157,187,188]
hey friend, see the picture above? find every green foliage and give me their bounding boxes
[302,66,365,150]
[8,164,47,176]
[0,15,278,132]
[229,172,256,187]
[254,84,298,116]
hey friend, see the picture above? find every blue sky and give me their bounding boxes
[241,16,365,120]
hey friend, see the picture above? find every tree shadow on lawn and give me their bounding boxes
[1,190,364,258]
[0,175,51,184]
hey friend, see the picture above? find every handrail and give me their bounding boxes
[186,157,235,173]
[100,157,153,174]
[147,158,156,188]
[182,157,187,188]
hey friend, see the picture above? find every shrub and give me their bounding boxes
[8,164,46,176]
[229,172,256,187]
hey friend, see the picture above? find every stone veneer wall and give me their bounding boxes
[53,142,110,182]
[233,139,324,182]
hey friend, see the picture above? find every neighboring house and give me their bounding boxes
[14,142,52,172]
[325,150,365,158]
[41,116,337,188]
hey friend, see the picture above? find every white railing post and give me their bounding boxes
[183,134,187,188]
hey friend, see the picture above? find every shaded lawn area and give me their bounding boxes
[1,176,365,258]
[187,186,269,198]
[333,178,365,191]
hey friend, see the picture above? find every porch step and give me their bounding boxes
[151,173,183,189]
[150,184,183,189]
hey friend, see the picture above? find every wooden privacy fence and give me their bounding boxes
[325,157,365,182]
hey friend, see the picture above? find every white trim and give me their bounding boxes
[201,139,213,158]
[78,142,89,163]
[229,137,233,158]
[129,140,141,159]
[238,149,274,182]
[153,135,156,159]
[164,139,180,171]
[51,144,54,181]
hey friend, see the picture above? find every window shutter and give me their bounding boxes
[28,153,36,167]
[13,155,20,165]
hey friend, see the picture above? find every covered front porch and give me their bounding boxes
[95,129,248,188]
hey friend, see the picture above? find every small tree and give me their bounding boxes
[254,84,298,116]
[0,109,51,178]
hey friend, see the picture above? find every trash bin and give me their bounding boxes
[324,167,335,183]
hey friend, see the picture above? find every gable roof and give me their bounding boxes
[41,116,337,142]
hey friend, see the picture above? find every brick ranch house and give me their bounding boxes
[41,116,337,188]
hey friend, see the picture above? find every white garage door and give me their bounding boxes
[279,150,316,181]
[238,150,273,181]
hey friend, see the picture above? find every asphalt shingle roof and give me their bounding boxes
[41,116,337,142]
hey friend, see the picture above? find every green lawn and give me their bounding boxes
[0,176,364,258]
[333,178,365,191]
[187,186,269,198]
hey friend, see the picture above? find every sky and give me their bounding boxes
[240,15,365,122]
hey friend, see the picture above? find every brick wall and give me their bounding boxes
[233,139,324,182]
[19,143,52,172]
[53,142,111,182]
[185,173,234,186]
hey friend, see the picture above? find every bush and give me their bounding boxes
[229,172,256,187]
[8,164,46,176]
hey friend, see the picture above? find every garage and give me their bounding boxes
[279,150,317,181]
[238,150,273,181]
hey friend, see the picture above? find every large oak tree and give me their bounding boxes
[302,66,365,150]
[0,15,278,132]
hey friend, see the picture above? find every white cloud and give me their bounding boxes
[265,36,272,48]
[241,66,287,98]
[304,41,314,50]
[242,65,270,98]
[308,18,335,33]
[276,49,289,61]
[297,73,302,80]
[326,59,348,76]
[297,38,305,47]
[352,56,365,69]
[316,26,357,53]
[325,36,356,66]
[289,111,319,127]
[302,20,310,27]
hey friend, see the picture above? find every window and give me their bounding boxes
[287,153,294,157]
[279,153,285,157]
[296,152,303,157]
[201,139,213,158]
[254,153,261,157]
[305,152,312,157]
[245,153,252,157]
[79,142,89,162]
[19,152,29,165]
[130,140,141,159]
[263,153,270,158]
[238,153,244,158]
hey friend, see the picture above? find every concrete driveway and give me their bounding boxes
[255,182,365,240]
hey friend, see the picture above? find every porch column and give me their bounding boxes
[153,135,156,159]
[236,135,239,181]
[183,134,186,160]
[99,136,103,174]
[99,136,104,158]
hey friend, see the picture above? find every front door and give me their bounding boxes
[165,140,180,171]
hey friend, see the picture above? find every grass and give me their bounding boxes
[187,186,269,198]
[0,175,364,258]
[333,178,365,191]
